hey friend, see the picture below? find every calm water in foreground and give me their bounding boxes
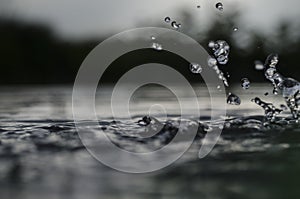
[0,85,300,199]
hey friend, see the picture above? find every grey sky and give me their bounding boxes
[1,0,300,39]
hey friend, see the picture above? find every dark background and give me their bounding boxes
[1,1,300,85]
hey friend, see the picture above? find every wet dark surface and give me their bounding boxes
[0,86,300,199]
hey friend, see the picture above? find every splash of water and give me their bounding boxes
[207,57,229,87]
[207,40,230,87]
[264,54,283,95]
[251,97,282,121]
[263,54,300,119]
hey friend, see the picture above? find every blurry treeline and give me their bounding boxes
[1,10,300,85]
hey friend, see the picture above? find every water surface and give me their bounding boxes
[0,85,299,199]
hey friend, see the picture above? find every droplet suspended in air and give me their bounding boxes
[197,5,201,9]
[216,2,223,11]
[227,93,241,105]
[151,43,163,51]
[254,60,264,70]
[265,68,276,79]
[151,36,156,40]
[233,27,238,32]
[265,54,279,68]
[207,57,217,67]
[241,78,250,90]
[164,17,171,23]
[208,41,215,48]
[209,40,230,65]
[171,21,181,29]
[190,63,202,74]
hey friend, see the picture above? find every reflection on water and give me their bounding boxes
[0,85,300,199]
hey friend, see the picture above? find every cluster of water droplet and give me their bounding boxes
[282,78,300,119]
[264,54,284,95]
[251,97,282,121]
[208,40,230,65]
[207,40,230,87]
[207,57,229,87]
[262,54,300,119]
[164,17,181,30]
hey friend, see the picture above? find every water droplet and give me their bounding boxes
[217,55,228,65]
[164,17,171,23]
[208,41,215,48]
[216,2,224,11]
[265,68,276,79]
[233,27,238,32]
[227,93,241,105]
[151,43,163,51]
[265,54,279,68]
[151,36,156,40]
[209,40,230,65]
[264,92,269,96]
[241,78,250,90]
[254,60,264,70]
[217,85,221,89]
[190,63,202,74]
[171,21,181,29]
[207,57,217,67]
[197,5,201,9]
